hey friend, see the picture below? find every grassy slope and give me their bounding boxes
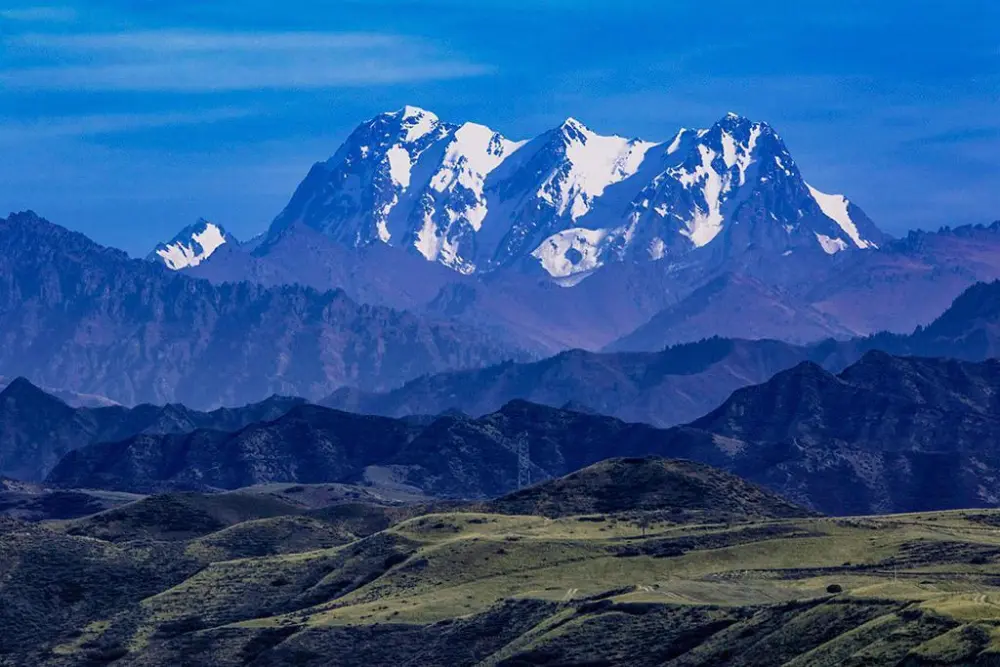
[9,507,1000,666]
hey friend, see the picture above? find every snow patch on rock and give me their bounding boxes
[386,145,412,188]
[532,227,612,278]
[154,221,229,270]
[815,232,849,254]
[807,184,875,249]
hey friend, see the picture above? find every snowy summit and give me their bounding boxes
[149,219,234,270]
[265,107,885,279]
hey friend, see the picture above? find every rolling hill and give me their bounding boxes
[6,459,1000,665]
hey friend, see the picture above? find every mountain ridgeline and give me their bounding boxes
[30,349,1000,516]
[481,456,815,520]
[0,376,306,481]
[323,278,1000,426]
[256,108,882,278]
[324,337,822,427]
[175,107,1000,355]
[8,100,1000,667]
[0,211,524,408]
[4,111,1000,409]
[4,107,1000,522]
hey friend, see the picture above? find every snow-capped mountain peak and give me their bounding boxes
[149,219,235,270]
[651,115,776,247]
[398,105,433,119]
[537,119,658,220]
[269,106,528,273]
[558,116,585,130]
[266,108,884,279]
[406,121,525,269]
[393,105,440,143]
[530,112,885,277]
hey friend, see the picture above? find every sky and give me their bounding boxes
[1,0,998,256]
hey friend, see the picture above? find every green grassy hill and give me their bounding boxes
[8,460,1000,665]
[478,456,816,521]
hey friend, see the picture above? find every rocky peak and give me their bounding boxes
[263,108,882,279]
[148,219,234,271]
[0,377,66,407]
[554,117,592,144]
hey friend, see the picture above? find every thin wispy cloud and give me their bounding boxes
[1,29,492,92]
[10,30,399,51]
[0,6,77,22]
[0,109,252,143]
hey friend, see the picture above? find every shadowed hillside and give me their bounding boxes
[0,376,306,481]
[45,351,1000,517]
[7,460,1000,665]
[323,279,1000,428]
[481,456,815,520]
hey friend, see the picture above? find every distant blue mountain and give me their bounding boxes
[0,211,526,408]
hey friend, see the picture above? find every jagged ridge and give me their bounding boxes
[264,107,885,278]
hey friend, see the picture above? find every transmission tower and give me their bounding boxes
[516,433,531,488]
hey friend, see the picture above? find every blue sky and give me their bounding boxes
[1,0,998,255]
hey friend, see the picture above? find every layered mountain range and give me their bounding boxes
[31,350,1000,515]
[324,278,1000,426]
[686,351,1000,513]
[5,103,1000,667]
[159,107,1000,354]
[5,208,1000,414]
[0,376,305,480]
[0,211,523,407]
[4,109,1000,409]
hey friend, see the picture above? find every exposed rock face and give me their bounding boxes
[687,352,1000,513]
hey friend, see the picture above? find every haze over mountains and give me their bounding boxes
[4,1,1000,659]
[7,347,1000,516]
[5,153,1000,665]
[0,211,525,407]
[3,108,1000,412]
[0,376,305,481]
[324,278,1000,426]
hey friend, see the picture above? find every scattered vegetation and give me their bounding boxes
[9,467,1000,664]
